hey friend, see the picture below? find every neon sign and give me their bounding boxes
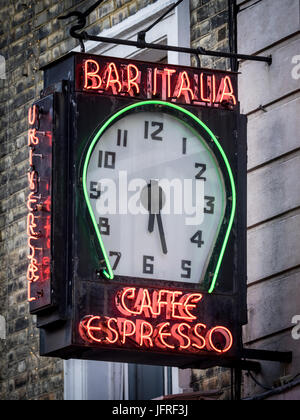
[79,287,234,355]
[27,102,52,311]
[32,51,246,365]
[77,56,238,109]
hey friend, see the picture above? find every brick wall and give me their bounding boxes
[190,0,231,70]
[0,0,157,401]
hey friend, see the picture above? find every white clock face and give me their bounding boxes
[85,108,226,286]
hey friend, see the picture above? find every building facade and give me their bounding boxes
[0,0,299,400]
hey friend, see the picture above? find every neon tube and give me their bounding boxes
[82,100,236,291]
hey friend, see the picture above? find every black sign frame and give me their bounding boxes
[33,52,247,369]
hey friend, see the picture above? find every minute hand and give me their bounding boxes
[156,213,168,255]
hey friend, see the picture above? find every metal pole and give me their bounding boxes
[77,31,272,65]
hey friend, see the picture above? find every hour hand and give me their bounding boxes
[147,180,158,233]
[144,180,167,254]
[148,213,155,233]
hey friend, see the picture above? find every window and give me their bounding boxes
[75,0,190,66]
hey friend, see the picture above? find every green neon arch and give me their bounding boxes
[82,100,236,293]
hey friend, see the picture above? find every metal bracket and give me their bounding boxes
[242,348,293,364]
[58,1,272,66]
[181,348,292,373]
[58,0,105,52]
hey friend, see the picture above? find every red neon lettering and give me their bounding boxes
[86,316,102,343]
[192,323,206,350]
[136,319,154,347]
[42,256,51,281]
[28,282,37,302]
[27,258,39,283]
[43,196,51,212]
[27,192,38,212]
[200,73,216,103]
[44,216,51,238]
[219,76,237,105]
[27,213,38,237]
[117,287,140,316]
[105,62,122,93]
[117,287,202,321]
[182,293,203,320]
[120,319,136,345]
[127,64,140,94]
[27,103,52,305]
[136,288,155,318]
[106,318,119,344]
[28,170,37,191]
[28,129,39,146]
[152,290,180,319]
[29,148,34,166]
[176,71,195,101]
[81,288,234,353]
[28,105,37,126]
[177,323,191,350]
[171,293,202,321]
[157,322,175,349]
[153,68,158,96]
[81,59,238,108]
[84,59,102,90]
[79,314,234,355]
[164,68,176,98]
[206,326,233,353]
[27,236,38,260]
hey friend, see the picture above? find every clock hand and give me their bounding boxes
[148,213,155,233]
[147,180,157,233]
[144,180,167,253]
[156,212,168,255]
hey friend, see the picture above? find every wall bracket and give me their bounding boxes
[58,1,272,66]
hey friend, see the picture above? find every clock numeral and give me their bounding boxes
[181,260,191,279]
[90,181,101,199]
[117,129,127,147]
[98,151,116,169]
[204,196,215,214]
[182,137,187,155]
[109,251,121,270]
[98,217,110,235]
[190,231,205,248]
[144,121,164,141]
[195,163,206,181]
[143,255,154,274]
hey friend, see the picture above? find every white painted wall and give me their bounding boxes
[238,0,300,398]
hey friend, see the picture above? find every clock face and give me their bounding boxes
[83,102,234,291]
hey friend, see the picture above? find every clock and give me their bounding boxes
[82,101,235,293]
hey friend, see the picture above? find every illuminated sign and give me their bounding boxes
[31,52,246,369]
[76,55,238,110]
[80,287,233,355]
[27,101,52,312]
